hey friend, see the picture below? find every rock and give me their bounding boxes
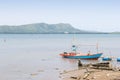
[70,76,77,79]
[30,73,38,76]
[38,70,44,72]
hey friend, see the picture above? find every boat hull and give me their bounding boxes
[117,58,120,62]
[102,57,112,61]
[61,53,103,60]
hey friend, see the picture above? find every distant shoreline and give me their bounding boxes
[0,23,113,34]
[0,33,110,34]
[0,23,119,34]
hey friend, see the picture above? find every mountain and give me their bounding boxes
[0,23,103,34]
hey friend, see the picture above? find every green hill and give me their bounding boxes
[0,23,102,34]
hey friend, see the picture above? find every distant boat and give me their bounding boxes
[60,44,103,60]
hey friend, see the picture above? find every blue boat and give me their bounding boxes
[102,57,112,61]
[60,52,103,60]
[117,58,120,62]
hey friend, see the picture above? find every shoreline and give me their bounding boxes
[60,62,120,80]
[60,68,120,80]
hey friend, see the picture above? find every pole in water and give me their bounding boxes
[78,59,82,67]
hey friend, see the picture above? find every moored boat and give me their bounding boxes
[102,57,112,61]
[60,44,103,60]
[60,52,103,60]
[117,58,120,62]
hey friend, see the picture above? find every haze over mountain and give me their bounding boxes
[0,23,103,34]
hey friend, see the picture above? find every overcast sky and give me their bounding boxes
[0,0,120,32]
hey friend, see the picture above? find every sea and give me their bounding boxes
[0,34,120,80]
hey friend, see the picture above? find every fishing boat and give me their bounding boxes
[60,52,103,60]
[60,44,103,60]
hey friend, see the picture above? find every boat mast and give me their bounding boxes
[72,33,77,53]
[96,43,98,53]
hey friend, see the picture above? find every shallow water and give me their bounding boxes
[0,34,120,80]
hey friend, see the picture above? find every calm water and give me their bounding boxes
[0,34,120,80]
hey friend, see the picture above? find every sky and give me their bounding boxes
[0,0,120,32]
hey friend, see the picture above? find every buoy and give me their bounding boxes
[102,57,112,61]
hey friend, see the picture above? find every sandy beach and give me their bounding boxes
[60,65,120,80]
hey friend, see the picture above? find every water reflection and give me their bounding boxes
[61,57,99,64]
[61,58,77,64]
